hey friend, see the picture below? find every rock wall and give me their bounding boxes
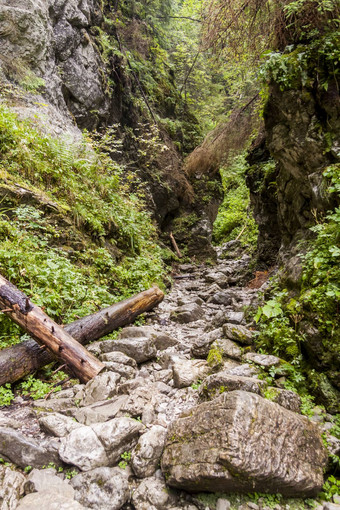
[247,81,339,271]
[0,0,221,253]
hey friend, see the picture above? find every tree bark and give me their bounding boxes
[0,275,105,383]
[0,285,164,386]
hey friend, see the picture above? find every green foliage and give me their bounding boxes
[320,476,340,501]
[207,346,223,369]
[213,153,258,248]
[20,375,61,400]
[0,383,14,407]
[191,379,202,390]
[118,451,132,469]
[0,105,165,350]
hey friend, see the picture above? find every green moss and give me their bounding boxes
[207,346,224,369]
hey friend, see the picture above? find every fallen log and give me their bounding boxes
[0,285,164,386]
[0,274,105,383]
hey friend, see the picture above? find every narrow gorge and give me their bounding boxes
[0,0,339,509]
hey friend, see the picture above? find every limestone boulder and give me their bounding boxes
[16,491,85,510]
[91,417,144,464]
[0,427,61,469]
[59,426,108,471]
[131,425,167,478]
[70,467,130,510]
[161,390,328,496]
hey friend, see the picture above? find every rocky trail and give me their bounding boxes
[0,243,339,510]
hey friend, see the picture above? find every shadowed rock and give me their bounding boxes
[161,390,327,497]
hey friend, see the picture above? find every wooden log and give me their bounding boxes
[0,285,164,386]
[170,232,182,259]
[0,274,105,383]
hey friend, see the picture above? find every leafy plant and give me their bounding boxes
[320,476,340,501]
[118,451,132,469]
[0,384,14,407]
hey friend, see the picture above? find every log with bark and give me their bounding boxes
[0,285,164,386]
[0,274,105,383]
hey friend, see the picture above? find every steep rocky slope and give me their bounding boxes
[1,247,338,510]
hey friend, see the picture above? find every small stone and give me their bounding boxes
[69,395,129,425]
[39,413,82,437]
[200,373,265,399]
[210,338,242,361]
[75,371,121,406]
[70,467,129,510]
[216,498,231,510]
[333,495,340,505]
[170,303,205,324]
[16,491,85,510]
[91,417,144,464]
[0,465,25,510]
[324,504,340,510]
[223,323,253,345]
[100,336,157,363]
[224,311,245,324]
[154,334,178,350]
[247,503,259,510]
[59,426,108,471]
[243,352,281,367]
[131,475,178,509]
[131,425,167,478]
[172,359,210,388]
[24,468,74,498]
[99,351,137,367]
[0,427,61,469]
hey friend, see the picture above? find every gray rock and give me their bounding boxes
[70,395,129,425]
[191,328,223,358]
[71,467,129,509]
[224,311,245,324]
[131,475,178,510]
[271,388,302,413]
[32,396,76,413]
[99,337,157,364]
[39,413,83,437]
[75,372,121,406]
[101,362,136,379]
[154,334,178,350]
[16,491,85,510]
[224,362,259,378]
[170,303,204,324]
[207,291,232,305]
[223,323,253,345]
[200,373,265,399]
[210,338,243,361]
[131,425,167,478]
[24,468,74,498]
[161,390,327,496]
[99,351,137,367]
[243,352,281,367]
[0,465,25,510]
[216,499,231,510]
[172,359,210,389]
[91,417,144,464]
[333,495,340,505]
[59,426,108,471]
[119,326,155,339]
[324,505,340,510]
[0,427,61,469]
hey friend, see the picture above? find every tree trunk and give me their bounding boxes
[0,275,105,383]
[0,285,164,386]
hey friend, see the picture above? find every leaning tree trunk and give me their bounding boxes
[0,285,164,386]
[0,275,105,383]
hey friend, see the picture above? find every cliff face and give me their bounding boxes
[247,80,339,273]
[0,0,221,253]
